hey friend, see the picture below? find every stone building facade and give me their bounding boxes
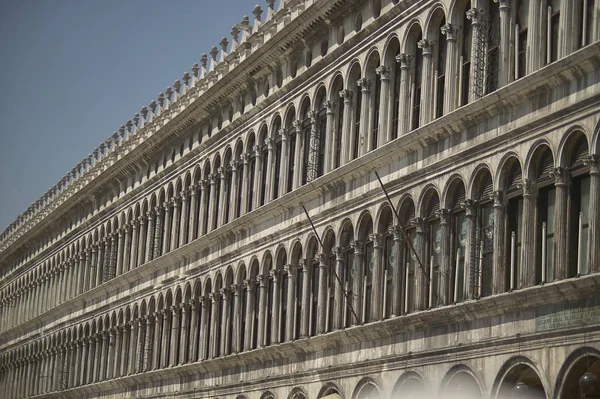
[1,0,600,398]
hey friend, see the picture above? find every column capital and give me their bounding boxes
[396,53,413,69]
[466,8,484,26]
[230,160,239,171]
[339,89,353,104]
[351,240,363,255]
[410,217,426,232]
[280,128,289,140]
[293,119,302,133]
[241,152,250,165]
[375,65,391,81]
[518,179,537,197]
[584,155,600,174]
[253,144,261,156]
[324,100,336,114]
[493,190,504,208]
[441,23,458,41]
[370,233,384,248]
[493,0,510,10]
[460,199,477,216]
[435,208,452,225]
[284,263,298,274]
[550,167,571,186]
[357,77,370,93]
[264,137,274,150]
[417,39,435,56]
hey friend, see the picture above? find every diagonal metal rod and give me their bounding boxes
[301,204,360,325]
[374,171,431,287]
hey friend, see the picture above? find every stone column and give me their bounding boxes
[162,201,172,253]
[80,339,88,385]
[129,220,138,269]
[220,289,229,355]
[396,54,412,136]
[145,211,155,262]
[106,328,116,379]
[137,216,147,267]
[332,249,344,330]
[356,77,370,155]
[114,327,123,377]
[466,8,484,102]
[128,320,138,375]
[437,210,451,305]
[441,23,459,113]
[462,200,477,300]
[136,318,146,373]
[257,275,267,347]
[152,312,162,369]
[527,0,543,73]
[231,285,241,351]
[123,224,131,273]
[209,294,219,358]
[585,156,600,272]
[189,184,199,240]
[218,168,227,226]
[550,167,571,280]
[189,301,199,361]
[300,261,310,336]
[339,89,353,164]
[120,323,129,376]
[519,179,537,287]
[371,233,384,320]
[87,337,96,384]
[375,66,391,144]
[244,280,254,351]
[170,198,181,249]
[317,254,328,333]
[265,138,275,201]
[116,229,125,276]
[208,174,217,231]
[269,270,280,343]
[180,191,189,245]
[285,265,296,341]
[230,162,239,219]
[160,310,170,368]
[417,39,434,124]
[495,0,511,87]
[143,317,153,371]
[412,218,427,311]
[169,306,180,366]
[492,190,507,293]
[253,146,263,208]
[179,303,189,364]
[307,111,319,182]
[279,130,289,197]
[200,297,209,360]
[351,240,364,324]
[95,242,104,287]
[101,330,110,381]
[292,121,303,189]
[241,154,250,215]
[154,205,164,258]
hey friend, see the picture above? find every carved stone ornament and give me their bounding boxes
[396,53,413,69]
[550,167,571,186]
[339,89,353,103]
[518,179,537,196]
[440,23,458,41]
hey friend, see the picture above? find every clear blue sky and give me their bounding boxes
[0,0,265,232]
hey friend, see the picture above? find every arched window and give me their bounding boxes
[485,1,500,94]
[516,0,529,79]
[532,147,555,285]
[300,100,312,186]
[314,89,327,179]
[247,134,256,213]
[399,199,417,314]
[504,159,524,291]
[566,134,591,276]
[259,130,269,207]
[331,76,344,169]
[475,171,494,297]
[460,6,472,106]
[272,117,282,200]
[435,15,448,118]
[424,192,441,308]
[366,52,381,151]
[285,109,296,193]
[348,63,362,160]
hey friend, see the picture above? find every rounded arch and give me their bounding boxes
[558,128,590,168]
[468,164,494,201]
[492,356,548,399]
[401,20,423,54]
[288,387,308,399]
[363,47,382,77]
[356,210,374,241]
[440,364,484,398]
[260,391,277,399]
[392,371,426,397]
[417,184,441,218]
[346,59,362,88]
[424,3,447,39]
[495,152,524,191]
[318,382,344,399]
[397,194,416,225]
[554,346,600,399]
[525,140,556,180]
[443,174,468,209]
[352,377,382,399]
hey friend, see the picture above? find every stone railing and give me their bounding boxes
[0,0,314,256]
